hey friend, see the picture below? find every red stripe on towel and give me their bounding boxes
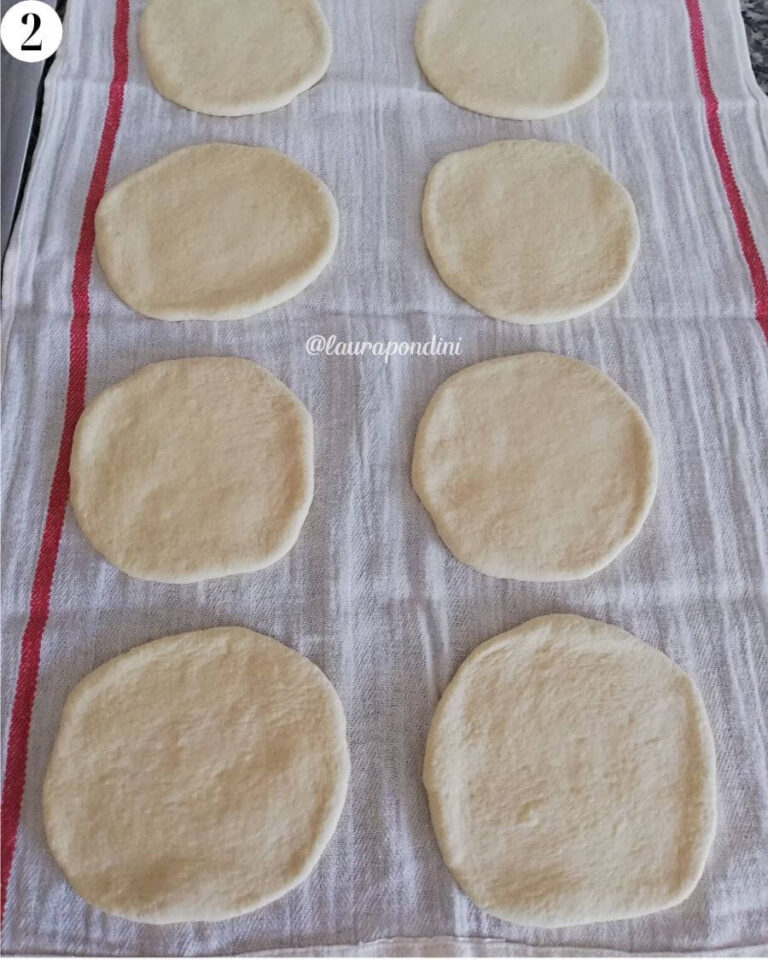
[684,0,768,339]
[0,0,130,921]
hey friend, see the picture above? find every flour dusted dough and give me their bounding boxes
[422,140,639,324]
[424,614,717,927]
[70,357,313,583]
[140,0,331,116]
[95,144,338,320]
[412,353,657,581]
[415,0,608,119]
[43,627,350,923]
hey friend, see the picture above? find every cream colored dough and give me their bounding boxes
[140,0,331,116]
[44,627,350,924]
[70,357,313,583]
[424,614,717,927]
[412,353,657,581]
[422,140,639,324]
[95,143,338,320]
[415,0,608,120]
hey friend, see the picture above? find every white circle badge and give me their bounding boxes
[1,1,62,63]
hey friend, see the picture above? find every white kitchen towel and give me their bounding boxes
[2,0,767,954]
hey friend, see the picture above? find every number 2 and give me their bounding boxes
[20,11,41,50]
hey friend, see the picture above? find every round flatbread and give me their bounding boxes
[422,139,639,324]
[424,614,717,927]
[95,143,338,320]
[412,353,657,581]
[70,357,313,583]
[140,0,331,116]
[44,627,350,923]
[415,0,608,119]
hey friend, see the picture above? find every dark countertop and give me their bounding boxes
[742,0,768,92]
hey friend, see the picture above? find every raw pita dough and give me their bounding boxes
[70,357,313,583]
[140,0,331,117]
[43,627,350,923]
[415,0,608,119]
[424,614,717,927]
[422,140,639,324]
[412,353,657,581]
[95,143,338,320]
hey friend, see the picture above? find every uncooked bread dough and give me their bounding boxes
[95,143,338,320]
[422,140,639,324]
[140,0,331,116]
[70,357,313,583]
[415,0,608,119]
[424,614,717,927]
[412,353,657,581]
[44,627,350,923]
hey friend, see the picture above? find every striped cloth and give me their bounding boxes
[2,0,767,953]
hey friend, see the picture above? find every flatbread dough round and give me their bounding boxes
[44,627,350,923]
[422,140,639,324]
[140,0,331,116]
[70,357,313,583]
[424,614,717,927]
[412,353,657,581]
[95,143,338,320]
[415,0,608,119]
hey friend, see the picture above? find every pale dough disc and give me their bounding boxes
[43,627,350,923]
[140,0,331,116]
[412,353,657,581]
[70,357,313,583]
[424,614,717,927]
[95,144,338,320]
[422,140,639,324]
[415,0,608,120]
